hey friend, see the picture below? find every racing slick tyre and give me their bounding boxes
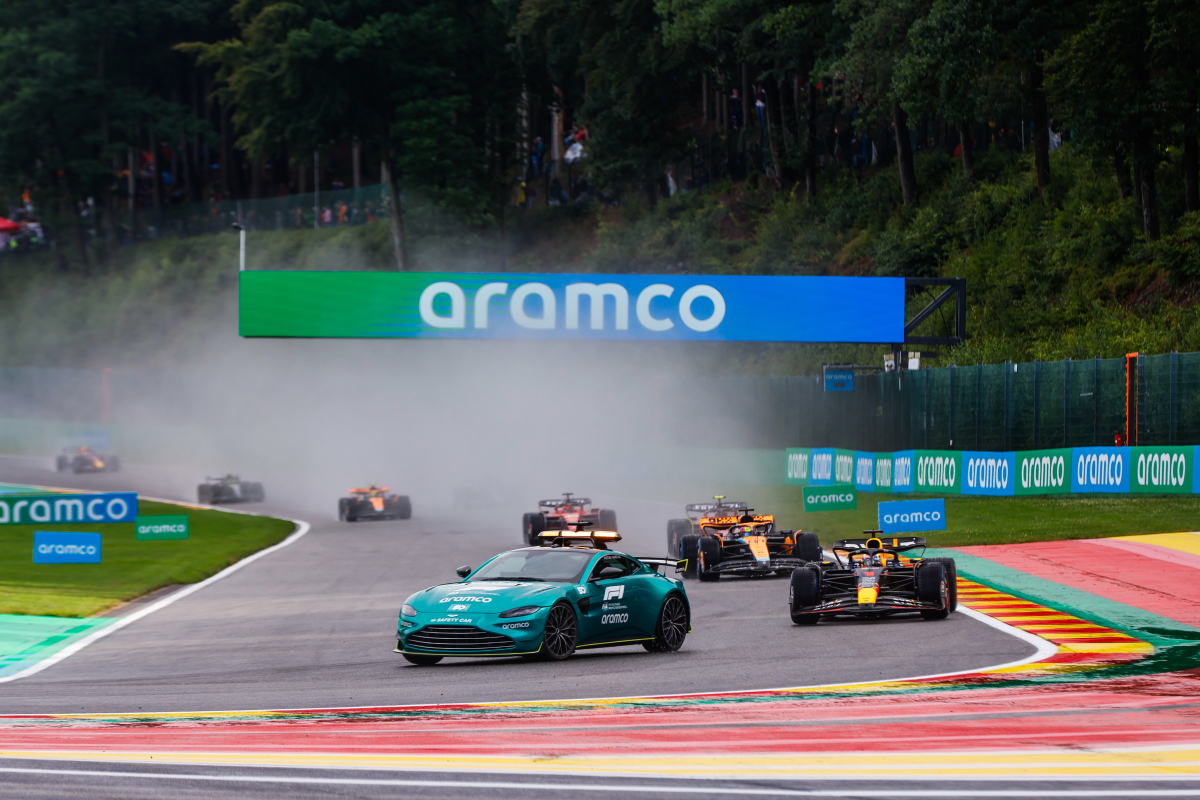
[789,565,821,625]
[107,456,121,473]
[197,485,212,505]
[922,557,958,613]
[402,653,443,666]
[540,601,578,661]
[246,482,266,503]
[598,508,618,532]
[667,519,691,559]
[697,537,721,582]
[794,531,821,563]
[396,496,412,520]
[72,458,86,474]
[916,561,950,620]
[337,498,350,521]
[643,593,689,653]
[679,534,700,579]
[345,502,358,523]
[55,456,67,472]
[523,512,547,546]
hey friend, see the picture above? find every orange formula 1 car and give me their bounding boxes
[338,485,412,522]
[788,534,958,624]
[671,497,821,581]
[522,493,617,546]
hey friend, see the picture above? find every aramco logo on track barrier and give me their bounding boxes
[0,493,137,525]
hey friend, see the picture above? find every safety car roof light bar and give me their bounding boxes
[538,529,622,548]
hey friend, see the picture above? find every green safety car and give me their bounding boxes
[395,530,689,664]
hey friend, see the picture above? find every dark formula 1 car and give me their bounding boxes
[56,446,120,474]
[338,485,412,522]
[674,498,822,581]
[522,493,617,546]
[197,474,266,505]
[788,533,958,624]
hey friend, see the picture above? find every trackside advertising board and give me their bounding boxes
[135,515,190,540]
[914,450,961,494]
[874,454,894,493]
[0,492,137,525]
[33,532,101,563]
[962,451,1015,496]
[785,448,811,486]
[1016,449,1072,495]
[239,272,905,342]
[878,499,947,534]
[1131,446,1193,494]
[803,486,857,511]
[1072,447,1130,493]
[854,452,875,492]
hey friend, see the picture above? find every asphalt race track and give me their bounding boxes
[0,454,1035,714]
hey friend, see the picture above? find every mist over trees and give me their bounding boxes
[0,0,1196,269]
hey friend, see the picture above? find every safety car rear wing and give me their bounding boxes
[635,557,687,574]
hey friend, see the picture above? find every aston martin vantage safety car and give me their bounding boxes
[521,493,617,545]
[395,529,689,665]
[198,474,265,505]
[56,446,120,474]
[673,498,821,581]
[338,485,412,522]
[788,534,958,624]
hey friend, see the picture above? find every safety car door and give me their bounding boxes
[577,554,641,644]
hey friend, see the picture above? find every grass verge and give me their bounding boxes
[701,486,1200,548]
[0,499,295,617]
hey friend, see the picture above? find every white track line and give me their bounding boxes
[0,765,1197,795]
[0,489,310,683]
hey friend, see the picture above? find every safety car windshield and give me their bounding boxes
[467,549,594,584]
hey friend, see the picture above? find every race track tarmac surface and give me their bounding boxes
[0,456,1035,714]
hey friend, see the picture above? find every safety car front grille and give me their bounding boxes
[408,625,515,651]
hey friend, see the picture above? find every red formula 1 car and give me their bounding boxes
[522,493,617,546]
[788,533,958,624]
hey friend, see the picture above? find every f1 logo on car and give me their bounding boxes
[603,585,625,601]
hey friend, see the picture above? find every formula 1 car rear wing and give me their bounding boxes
[539,494,592,508]
[833,534,927,552]
[685,500,748,516]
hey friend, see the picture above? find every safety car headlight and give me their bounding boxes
[499,605,540,618]
[401,604,418,617]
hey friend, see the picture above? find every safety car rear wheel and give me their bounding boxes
[679,534,700,579]
[643,593,688,652]
[667,519,691,559]
[697,537,721,582]
[789,565,821,625]
[541,601,577,660]
[917,561,950,620]
[403,653,443,666]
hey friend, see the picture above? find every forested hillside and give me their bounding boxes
[0,0,1197,368]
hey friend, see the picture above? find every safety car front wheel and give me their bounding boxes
[541,601,577,661]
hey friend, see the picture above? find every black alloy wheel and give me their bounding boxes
[644,594,688,652]
[541,602,578,660]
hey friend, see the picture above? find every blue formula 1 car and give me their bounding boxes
[395,529,689,665]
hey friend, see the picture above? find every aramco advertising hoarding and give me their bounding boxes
[239,272,905,342]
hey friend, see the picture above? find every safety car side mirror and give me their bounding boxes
[455,565,472,578]
[591,566,624,581]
